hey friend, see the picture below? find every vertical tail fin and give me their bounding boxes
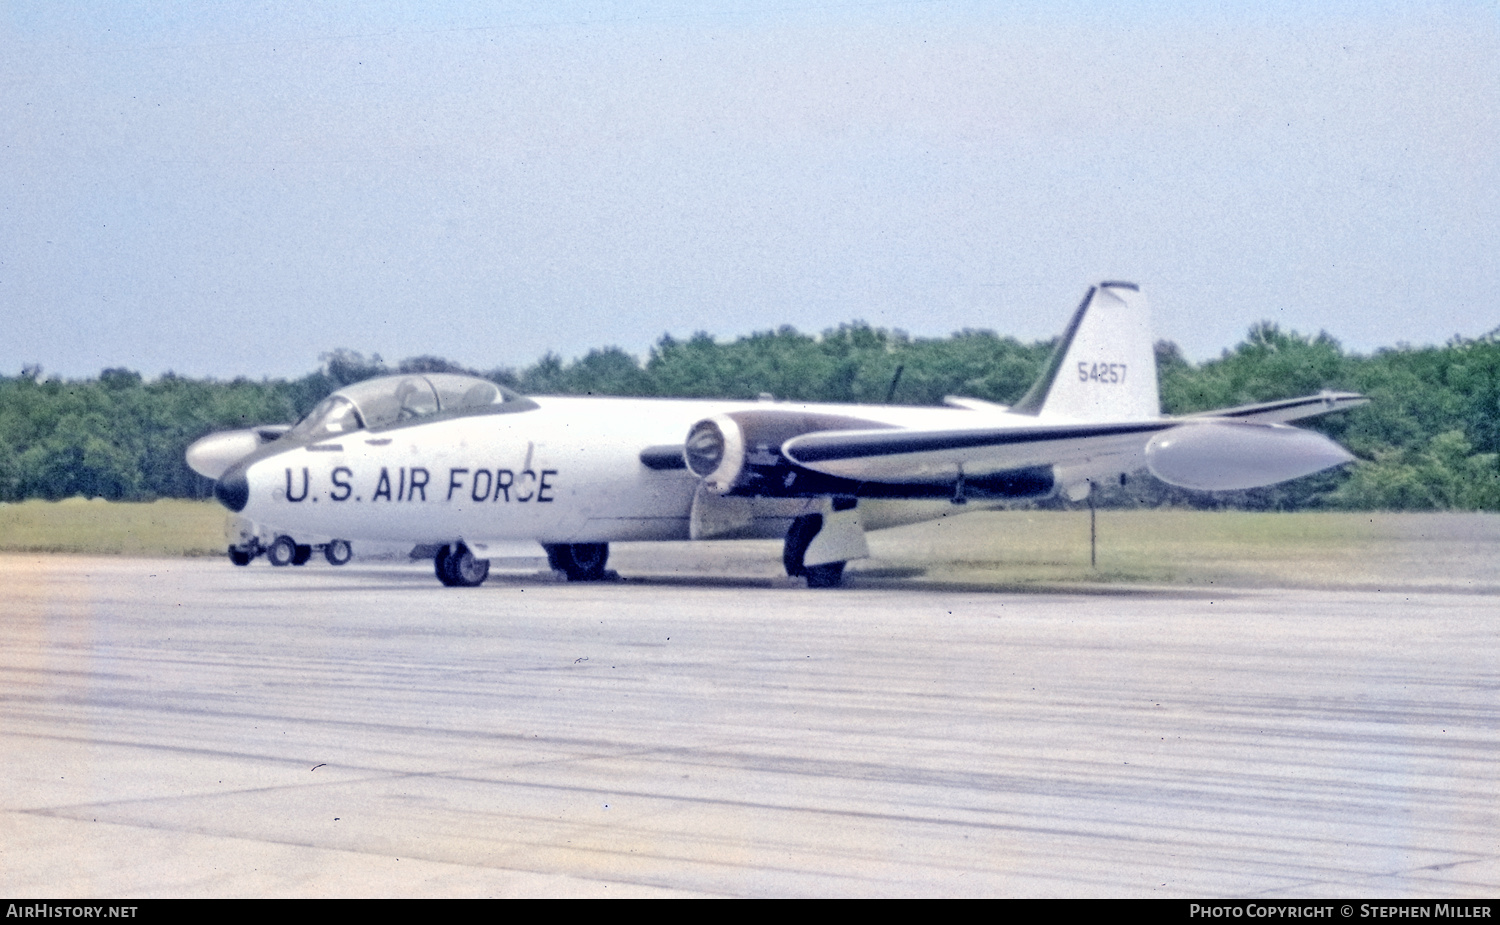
[1011,282,1160,421]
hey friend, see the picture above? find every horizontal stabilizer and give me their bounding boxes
[942,396,1011,413]
[1185,391,1367,424]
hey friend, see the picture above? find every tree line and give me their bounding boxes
[1,320,1497,511]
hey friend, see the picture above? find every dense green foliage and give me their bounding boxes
[1148,324,1500,511]
[2,322,1497,510]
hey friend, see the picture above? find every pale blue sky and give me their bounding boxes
[3,1,1497,380]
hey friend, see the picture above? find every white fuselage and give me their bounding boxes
[233,396,1044,549]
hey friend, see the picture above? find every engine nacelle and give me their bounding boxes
[684,410,890,497]
[684,415,745,493]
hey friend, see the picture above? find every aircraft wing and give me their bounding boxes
[1182,390,1367,423]
[783,420,1172,482]
[782,415,1357,492]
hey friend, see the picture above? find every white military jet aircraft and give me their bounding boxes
[187,282,1364,587]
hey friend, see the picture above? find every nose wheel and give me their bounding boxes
[266,535,312,566]
[323,539,353,566]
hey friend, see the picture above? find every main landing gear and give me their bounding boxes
[545,543,611,582]
[428,542,610,587]
[783,514,846,589]
[435,542,490,587]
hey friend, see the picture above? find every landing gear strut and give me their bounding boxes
[545,543,610,581]
[435,543,490,587]
[783,514,846,589]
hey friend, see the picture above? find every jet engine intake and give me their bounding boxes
[683,410,893,497]
[684,415,745,494]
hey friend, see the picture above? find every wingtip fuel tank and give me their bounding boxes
[1146,421,1356,491]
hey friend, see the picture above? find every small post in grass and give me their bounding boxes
[1089,481,1097,569]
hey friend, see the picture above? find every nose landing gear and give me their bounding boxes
[266,535,313,567]
[323,539,353,566]
[225,536,353,567]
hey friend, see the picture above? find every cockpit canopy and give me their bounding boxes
[286,373,533,442]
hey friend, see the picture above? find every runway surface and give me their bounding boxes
[2,553,1498,897]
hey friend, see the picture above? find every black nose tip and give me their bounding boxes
[215,466,249,512]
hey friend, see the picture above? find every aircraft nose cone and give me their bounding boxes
[215,465,250,512]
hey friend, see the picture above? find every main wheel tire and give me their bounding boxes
[451,547,489,587]
[324,539,353,566]
[783,514,845,587]
[804,561,846,589]
[782,514,823,578]
[228,546,253,567]
[545,543,610,581]
[291,543,313,566]
[266,535,297,567]
[435,543,489,587]
[434,545,456,585]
